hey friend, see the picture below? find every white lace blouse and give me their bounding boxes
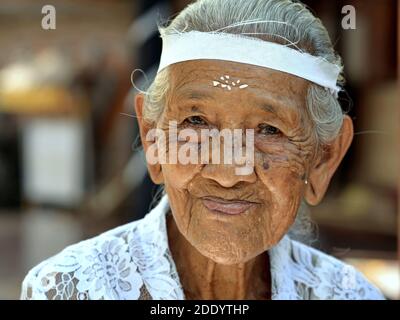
[20,195,384,300]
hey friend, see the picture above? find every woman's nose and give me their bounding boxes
[201,163,256,188]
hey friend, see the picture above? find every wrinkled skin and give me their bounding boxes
[135,60,354,299]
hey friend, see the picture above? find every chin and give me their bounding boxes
[195,241,262,265]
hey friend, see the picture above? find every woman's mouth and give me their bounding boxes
[201,196,257,215]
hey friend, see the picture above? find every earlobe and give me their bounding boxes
[304,115,354,206]
[134,93,164,185]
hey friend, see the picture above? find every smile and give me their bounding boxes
[201,196,258,215]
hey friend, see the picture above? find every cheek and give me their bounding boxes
[255,167,303,247]
[255,142,307,210]
[161,163,203,236]
[253,141,310,239]
[162,163,202,190]
[255,137,311,179]
[255,154,306,200]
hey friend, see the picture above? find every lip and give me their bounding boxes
[201,196,258,215]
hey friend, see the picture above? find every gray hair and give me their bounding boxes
[142,0,346,243]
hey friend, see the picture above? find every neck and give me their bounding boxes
[166,213,271,300]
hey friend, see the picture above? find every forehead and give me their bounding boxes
[168,60,310,111]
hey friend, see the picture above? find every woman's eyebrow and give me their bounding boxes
[256,103,286,121]
[175,103,208,115]
[255,102,294,124]
[177,89,216,101]
[190,105,201,112]
[258,104,279,115]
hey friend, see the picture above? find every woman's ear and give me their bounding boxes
[135,93,164,184]
[304,115,354,205]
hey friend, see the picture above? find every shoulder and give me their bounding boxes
[20,220,146,300]
[287,238,385,300]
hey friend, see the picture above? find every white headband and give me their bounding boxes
[157,31,341,96]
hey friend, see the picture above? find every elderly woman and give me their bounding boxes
[21,0,383,300]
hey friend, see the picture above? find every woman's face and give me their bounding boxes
[144,60,318,264]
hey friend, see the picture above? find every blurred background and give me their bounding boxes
[0,0,398,299]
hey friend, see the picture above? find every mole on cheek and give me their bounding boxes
[263,161,270,170]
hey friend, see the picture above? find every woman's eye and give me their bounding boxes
[184,116,207,126]
[258,123,281,135]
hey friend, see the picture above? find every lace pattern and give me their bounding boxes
[21,195,384,300]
